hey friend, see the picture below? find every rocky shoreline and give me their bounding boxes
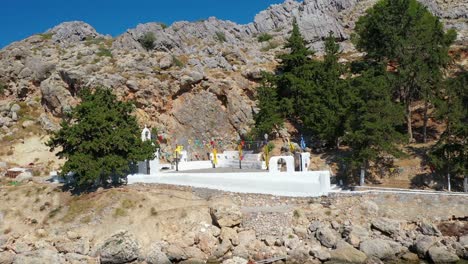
[0,183,467,263]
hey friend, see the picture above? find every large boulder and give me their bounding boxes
[9,104,20,113]
[310,244,331,261]
[360,200,379,215]
[16,171,33,182]
[13,249,62,264]
[184,246,206,260]
[220,227,239,246]
[196,232,218,254]
[330,243,367,264]
[213,240,232,258]
[428,246,460,263]
[54,238,89,255]
[146,243,171,264]
[164,244,187,262]
[40,73,75,116]
[39,113,59,132]
[360,239,401,260]
[237,230,256,248]
[49,21,102,43]
[344,225,370,248]
[96,230,140,264]
[210,205,242,228]
[222,256,248,264]
[64,253,98,264]
[371,218,401,237]
[458,235,468,247]
[0,251,14,264]
[419,221,442,236]
[414,235,436,258]
[316,226,337,248]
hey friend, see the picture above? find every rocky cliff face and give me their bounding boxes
[0,0,465,148]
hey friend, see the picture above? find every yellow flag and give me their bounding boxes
[264,145,270,169]
[175,145,183,154]
[288,138,295,152]
[213,148,218,165]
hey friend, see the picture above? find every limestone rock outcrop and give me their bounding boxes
[0,0,465,147]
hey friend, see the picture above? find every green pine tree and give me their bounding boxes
[253,73,283,137]
[276,19,315,118]
[278,19,314,73]
[429,71,467,191]
[344,67,405,184]
[300,32,349,147]
[47,87,157,189]
[354,0,456,142]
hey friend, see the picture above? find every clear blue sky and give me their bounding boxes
[0,0,287,48]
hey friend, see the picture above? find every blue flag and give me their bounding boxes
[300,135,306,150]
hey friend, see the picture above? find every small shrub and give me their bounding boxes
[81,215,92,224]
[6,150,13,156]
[139,32,156,51]
[48,206,62,218]
[180,210,188,218]
[32,170,41,177]
[85,37,106,46]
[150,207,158,216]
[121,199,135,209]
[172,55,184,68]
[3,228,12,234]
[215,31,227,42]
[114,208,127,217]
[38,33,53,40]
[293,209,301,218]
[325,210,332,216]
[261,41,281,52]
[158,23,168,29]
[97,46,112,57]
[0,82,6,95]
[266,142,275,153]
[257,33,273,42]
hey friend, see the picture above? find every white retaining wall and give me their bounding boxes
[127,171,331,197]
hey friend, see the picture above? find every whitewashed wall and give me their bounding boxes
[128,171,331,197]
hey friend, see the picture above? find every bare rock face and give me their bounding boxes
[49,21,103,44]
[250,0,356,41]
